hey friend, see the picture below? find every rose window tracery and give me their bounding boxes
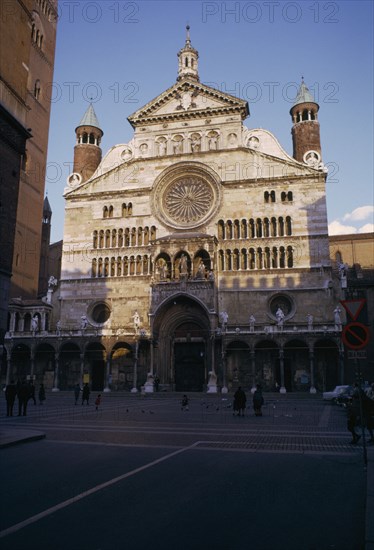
[163,178,213,223]
[151,163,222,230]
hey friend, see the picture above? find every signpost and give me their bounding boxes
[340,299,370,467]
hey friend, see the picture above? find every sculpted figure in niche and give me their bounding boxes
[81,315,88,330]
[178,254,188,277]
[227,133,237,147]
[276,307,285,327]
[139,143,148,156]
[220,311,228,329]
[334,307,342,330]
[31,315,39,332]
[158,260,167,280]
[249,314,255,332]
[195,259,206,279]
[191,134,201,152]
[248,136,259,149]
[173,138,183,154]
[133,311,140,331]
[208,133,218,150]
[307,314,313,330]
[157,140,167,156]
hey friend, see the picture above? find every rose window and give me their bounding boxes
[163,178,213,223]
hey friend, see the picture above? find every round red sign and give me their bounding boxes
[342,322,370,350]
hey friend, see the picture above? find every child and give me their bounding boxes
[95,394,101,411]
[181,394,189,411]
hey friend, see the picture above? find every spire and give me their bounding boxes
[177,25,199,82]
[43,196,52,216]
[292,78,318,109]
[76,103,102,132]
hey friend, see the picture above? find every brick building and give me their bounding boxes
[0,0,57,354]
[5,28,371,393]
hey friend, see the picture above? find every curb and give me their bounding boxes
[0,430,46,449]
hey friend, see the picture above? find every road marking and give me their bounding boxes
[0,443,197,539]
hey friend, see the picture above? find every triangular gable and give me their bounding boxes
[128,79,249,127]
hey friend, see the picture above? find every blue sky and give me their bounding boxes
[45,0,374,242]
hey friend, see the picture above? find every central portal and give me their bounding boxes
[174,342,205,392]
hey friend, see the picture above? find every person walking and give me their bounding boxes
[38,384,46,405]
[233,386,247,417]
[5,380,17,417]
[347,390,361,444]
[74,383,81,405]
[253,384,264,417]
[82,383,90,405]
[181,395,189,411]
[17,380,30,416]
[95,394,101,411]
[28,381,36,405]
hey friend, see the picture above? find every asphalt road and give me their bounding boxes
[0,393,368,550]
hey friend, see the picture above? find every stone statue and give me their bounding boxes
[178,254,188,277]
[133,311,140,331]
[334,307,342,331]
[158,261,167,280]
[158,140,166,156]
[48,275,58,288]
[31,315,39,332]
[276,307,285,327]
[80,315,88,330]
[208,134,218,150]
[307,314,313,330]
[56,320,62,335]
[196,260,206,279]
[191,135,201,152]
[249,315,255,332]
[220,311,228,328]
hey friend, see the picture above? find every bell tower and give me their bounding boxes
[290,79,321,163]
[73,103,103,182]
[177,25,199,82]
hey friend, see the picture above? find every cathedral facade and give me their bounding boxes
[4,29,347,394]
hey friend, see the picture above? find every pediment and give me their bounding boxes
[128,79,249,126]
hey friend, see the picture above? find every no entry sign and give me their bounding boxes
[342,322,370,350]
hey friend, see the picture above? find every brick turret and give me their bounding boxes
[73,104,103,182]
[290,79,321,163]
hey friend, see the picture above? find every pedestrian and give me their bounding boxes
[17,379,29,416]
[347,390,361,444]
[74,383,81,405]
[82,383,90,405]
[154,375,160,392]
[233,386,247,416]
[362,388,374,444]
[38,384,46,405]
[28,381,36,405]
[253,384,264,416]
[5,380,17,417]
[181,394,189,411]
[95,394,101,411]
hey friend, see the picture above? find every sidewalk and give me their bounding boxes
[0,427,45,448]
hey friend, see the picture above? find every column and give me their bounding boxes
[279,348,286,393]
[80,353,84,387]
[221,346,228,394]
[250,349,256,393]
[104,354,111,392]
[339,345,345,385]
[52,353,60,391]
[309,348,316,394]
[207,333,217,393]
[131,340,139,393]
[5,353,12,385]
[30,350,35,377]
